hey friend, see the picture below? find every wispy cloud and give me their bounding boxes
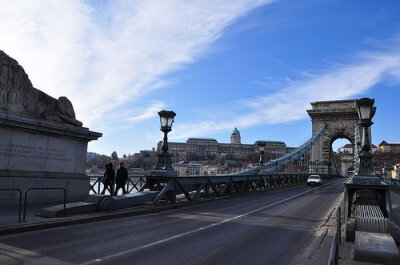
[0,0,275,129]
[172,47,400,140]
[126,101,166,124]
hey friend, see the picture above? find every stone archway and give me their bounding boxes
[307,100,360,173]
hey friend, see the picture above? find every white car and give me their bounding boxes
[307,175,322,186]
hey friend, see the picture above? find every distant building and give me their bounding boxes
[157,127,288,157]
[378,141,400,153]
[172,161,220,176]
[129,168,145,175]
[173,161,202,176]
[339,143,354,154]
[339,143,377,154]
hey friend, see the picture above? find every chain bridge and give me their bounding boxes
[3,98,400,265]
[132,99,367,205]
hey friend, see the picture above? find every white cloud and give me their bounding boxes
[126,101,166,124]
[0,0,275,128]
[171,48,400,140]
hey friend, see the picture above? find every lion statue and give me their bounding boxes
[0,50,82,126]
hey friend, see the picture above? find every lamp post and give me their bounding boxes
[111,151,118,195]
[343,98,393,241]
[356,98,375,175]
[300,155,305,173]
[256,141,266,165]
[344,98,392,241]
[152,110,177,176]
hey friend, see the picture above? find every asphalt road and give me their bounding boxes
[0,178,344,265]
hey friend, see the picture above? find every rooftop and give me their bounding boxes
[187,138,217,142]
[254,140,285,145]
[231,127,240,136]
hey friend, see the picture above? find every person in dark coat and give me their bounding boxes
[114,162,128,195]
[101,162,115,195]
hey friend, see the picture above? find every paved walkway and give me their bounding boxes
[303,190,400,265]
[0,199,178,236]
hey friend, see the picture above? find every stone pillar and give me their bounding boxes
[0,114,101,205]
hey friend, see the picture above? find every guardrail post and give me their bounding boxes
[98,178,101,194]
[23,188,67,222]
[337,207,341,245]
[18,189,22,222]
[335,233,339,265]
[172,178,177,203]
[0,189,22,222]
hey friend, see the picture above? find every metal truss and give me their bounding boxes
[142,173,339,205]
[233,125,326,175]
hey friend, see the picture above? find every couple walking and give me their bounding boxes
[101,162,128,195]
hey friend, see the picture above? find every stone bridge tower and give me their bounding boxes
[307,100,360,174]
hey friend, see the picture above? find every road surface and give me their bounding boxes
[0,178,344,265]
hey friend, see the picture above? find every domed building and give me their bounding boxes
[230,127,241,145]
[157,127,288,158]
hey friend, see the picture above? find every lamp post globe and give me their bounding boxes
[356,98,375,122]
[158,110,176,153]
[159,110,176,132]
[356,98,374,153]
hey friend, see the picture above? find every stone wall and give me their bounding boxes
[0,114,101,205]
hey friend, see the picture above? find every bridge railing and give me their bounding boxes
[89,175,146,195]
[143,173,341,205]
[328,207,341,265]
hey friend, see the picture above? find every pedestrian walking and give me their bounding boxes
[101,162,115,195]
[115,162,128,195]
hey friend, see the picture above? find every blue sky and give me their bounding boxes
[1,0,400,156]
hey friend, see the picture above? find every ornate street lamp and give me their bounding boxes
[343,98,393,242]
[356,98,375,175]
[152,110,177,176]
[158,110,176,153]
[256,141,266,165]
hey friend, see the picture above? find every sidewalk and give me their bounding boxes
[301,190,400,265]
[0,199,189,236]
[0,194,225,236]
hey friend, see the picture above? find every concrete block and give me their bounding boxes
[85,194,108,211]
[354,231,400,264]
[99,191,159,211]
[38,202,96,217]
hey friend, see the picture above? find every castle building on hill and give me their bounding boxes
[378,141,400,153]
[157,127,287,157]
